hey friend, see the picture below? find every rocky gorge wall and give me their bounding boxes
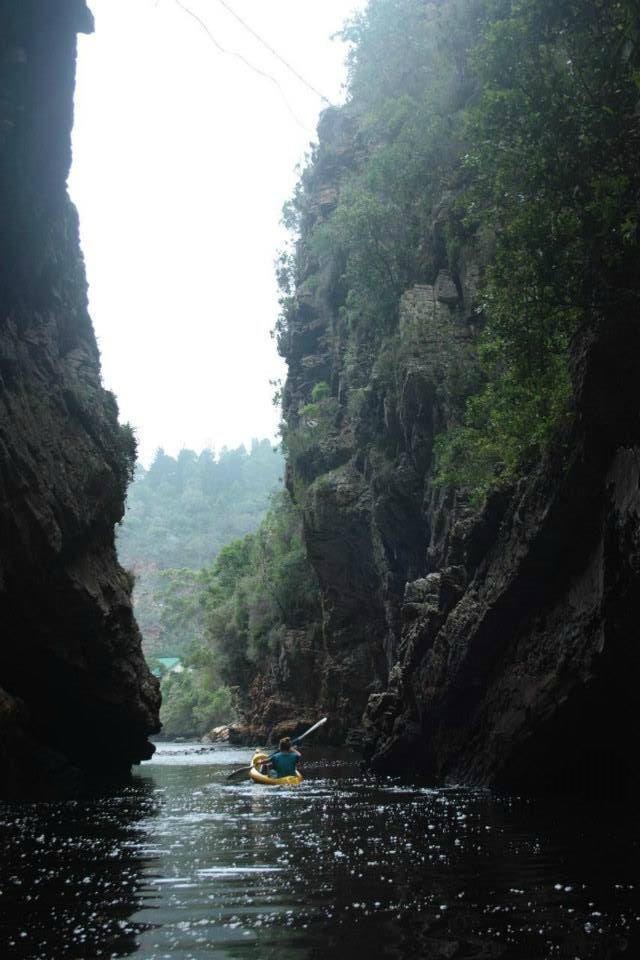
[0,0,160,798]
[363,314,640,795]
[256,72,640,795]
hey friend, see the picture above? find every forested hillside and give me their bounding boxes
[216,0,640,789]
[159,490,322,738]
[117,440,284,660]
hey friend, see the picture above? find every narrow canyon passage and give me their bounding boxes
[1,744,639,960]
[2,5,639,960]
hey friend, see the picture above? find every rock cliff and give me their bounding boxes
[0,0,160,798]
[268,0,640,792]
[363,316,640,795]
[273,108,488,746]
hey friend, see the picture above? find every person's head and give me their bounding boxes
[279,737,292,752]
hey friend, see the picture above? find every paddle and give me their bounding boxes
[225,716,328,781]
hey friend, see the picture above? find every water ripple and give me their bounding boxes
[0,744,638,958]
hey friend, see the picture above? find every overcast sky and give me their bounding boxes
[69,0,363,465]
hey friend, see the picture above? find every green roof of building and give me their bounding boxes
[157,657,181,669]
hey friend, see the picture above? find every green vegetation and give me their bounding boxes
[116,440,289,738]
[279,0,483,360]
[437,0,640,499]
[117,422,138,488]
[119,440,283,571]
[117,440,284,658]
[192,490,321,691]
[116,435,319,737]
[149,490,321,738]
[311,381,331,403]
[160,671,235,740]
[278,0,640,503]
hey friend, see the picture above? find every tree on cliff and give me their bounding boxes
[436,0,640,497]
[194,490,321,689]
[278,0,640,503]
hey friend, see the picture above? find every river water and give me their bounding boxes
[1,743,638,959]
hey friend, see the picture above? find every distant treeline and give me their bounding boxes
[118,440,284,571]
[125,0,640,737]
[117,440,284,658]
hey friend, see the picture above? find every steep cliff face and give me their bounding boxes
[0,0,160,798]
[268,0,640,791]
[281,130,640,788]
[275,109,485,743]
[364,317,640,794]
[229,626,325,746]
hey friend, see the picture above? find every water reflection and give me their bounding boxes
[0,782,160,959]
[1,743,639,959]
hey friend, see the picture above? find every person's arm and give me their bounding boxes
[293,747,301,758]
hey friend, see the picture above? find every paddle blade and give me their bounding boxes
[293,716,328,744]
[226,765,251,781]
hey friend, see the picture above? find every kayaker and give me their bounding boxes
[267,737,301,778]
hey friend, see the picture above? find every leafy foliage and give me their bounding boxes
[311,381,331,403]
[118,422,138,488]
[160,671,236,739]
[305,26,476,342]
[117,440,284,657]
[437,0,640,496]
[276,0,487,480]
[119,440,283,570]
[192,490,321,691]
[278,0,640,502]
[143,490,321,738]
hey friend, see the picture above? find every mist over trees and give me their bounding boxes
[159,490,321,738]
[117,440,284,659]
[278,0,639,502]
[116,440,290,737]
[119,440,283,570]
[121,0,639,739]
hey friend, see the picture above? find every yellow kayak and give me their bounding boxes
[249,751,303,787]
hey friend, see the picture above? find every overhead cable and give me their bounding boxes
[213,0,332,105]
[172,0,311,130]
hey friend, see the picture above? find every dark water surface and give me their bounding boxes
[1,744,639,959]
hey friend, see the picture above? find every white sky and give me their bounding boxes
[69,0,363,465]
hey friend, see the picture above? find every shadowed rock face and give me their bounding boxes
[0,0,160,798]
[266,102,640,794]
[364,319,640,796]
[272,109,486,745]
